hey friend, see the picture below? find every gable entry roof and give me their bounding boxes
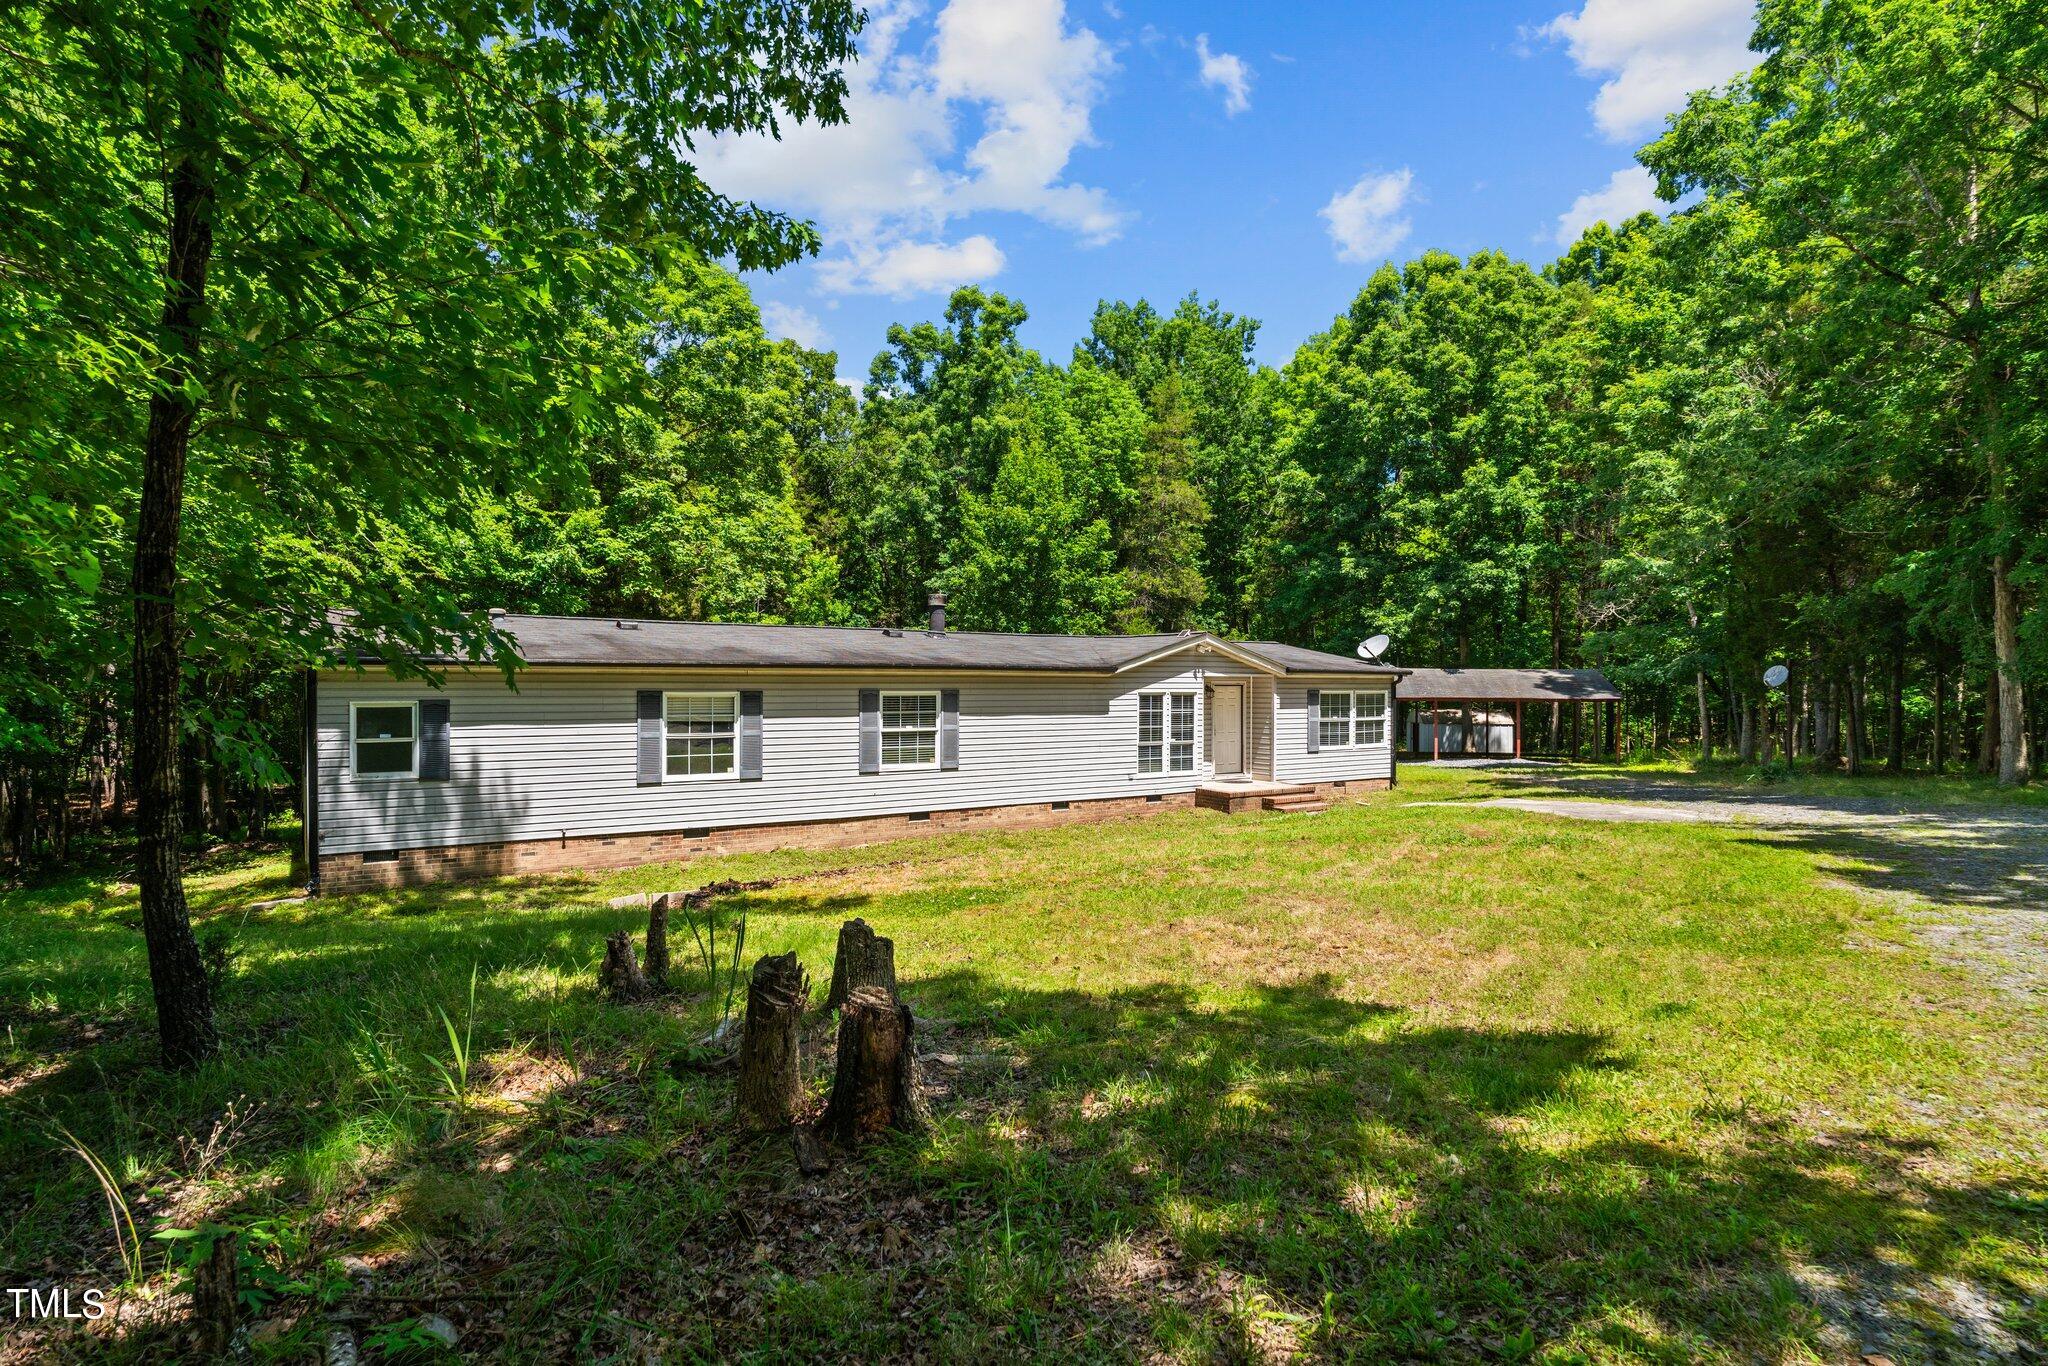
[433,614,1404,677]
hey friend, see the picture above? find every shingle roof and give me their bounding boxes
[1396,667,1621,702]
[1241,641,1410,677]
[408,614,1403,677]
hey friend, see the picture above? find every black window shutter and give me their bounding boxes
[858,689,881,774]
[636,690,664,785]
[939,689,960,771]
[1305,688,1321,753]
[738,690,764,781]
[418,699,451,781]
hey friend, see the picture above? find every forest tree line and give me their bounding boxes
[4,0,2044,881]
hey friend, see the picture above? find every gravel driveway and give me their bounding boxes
[1436,772,2048,1001]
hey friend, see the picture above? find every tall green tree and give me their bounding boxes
[1083,295,1272,632]
[1117,375,1210,631]
[1267,251,1559,663]
[1644,0,2045,782]
[3,0,860,1065]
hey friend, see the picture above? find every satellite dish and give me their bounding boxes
[1358,634,1391,661]
[1763,664,1789,689]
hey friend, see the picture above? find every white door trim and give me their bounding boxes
[1210,682,1246,777]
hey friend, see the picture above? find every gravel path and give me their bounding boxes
[1437,774,2048,1001]
[1434,772,2048,1358]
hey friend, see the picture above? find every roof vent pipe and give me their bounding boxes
[926,591,947,634]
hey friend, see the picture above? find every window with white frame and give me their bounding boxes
[1319,689,1388,748]
[665,692,737,777]
[351,701,418,779]
[1354,690,1387,745]
[1138,692,1196,773]
[1317,691,1353,749]
[880,691,939,768]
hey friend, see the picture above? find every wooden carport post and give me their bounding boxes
[1431,701,1440,761]
[1514,699,1523,759]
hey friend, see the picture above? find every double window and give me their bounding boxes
[1318,689,1388,748]
[880,691,939,768]
[666,692,737,778]
[351,701,418,779]
[1138,692,1196,774]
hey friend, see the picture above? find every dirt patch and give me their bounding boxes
[1789,1257,2026,1363]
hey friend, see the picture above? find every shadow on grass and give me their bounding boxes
[4,885,2041,1360]
[894,969,2039,1360]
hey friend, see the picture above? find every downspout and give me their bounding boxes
[1389,677,1399,787]
[302,668,320,895]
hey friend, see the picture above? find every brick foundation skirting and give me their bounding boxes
[316,789,1213,895]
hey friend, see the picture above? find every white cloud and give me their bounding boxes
[696,0,1122,297]
[759,301,832,351]
[816,235,1007,298]
[1194,35,1252,116]
[1320,168,1416,264]
[1553,166,1665,246]
[1539,0,1756,140]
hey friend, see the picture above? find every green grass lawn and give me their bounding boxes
[3,770,2043,1361]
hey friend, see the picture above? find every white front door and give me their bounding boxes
[1211,684,1245,775]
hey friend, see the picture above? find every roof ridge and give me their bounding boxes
[494,612,1191,644]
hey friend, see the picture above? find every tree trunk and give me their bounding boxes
[819,986,925,1144]
[205,754,231,838]
[1795,677,1809,760]
[1885,647,1905,773]
[1992,554,2032,784]
[192,1229,239,1356]
[737,952,810,1130]
[644,895,670,991]
[1931,663,1944,773]
[133,0,229,1070]
[1846,668,1865,776]
[1695,671,1712,761]
[1978,671,2000,775]
[825,918,897,1012]
[1811,679,1834,769]
[599,931,651,1003]
[1738,703,1755,763]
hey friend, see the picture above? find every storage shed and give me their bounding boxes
[1397,668,1622,760]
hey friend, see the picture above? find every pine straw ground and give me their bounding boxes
[2,768,2043,1362]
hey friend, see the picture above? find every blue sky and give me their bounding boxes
[699,0,1756,380]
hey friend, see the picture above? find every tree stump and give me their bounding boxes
[825,918,897,1012]
[599,930,650,1003]
[819,986,926,1143]
[736,951,809,1130]
[192,1229,239,1355]
[644,894,671,991]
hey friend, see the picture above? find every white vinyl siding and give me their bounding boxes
[314,657,1221,856]
[351,701,418,780]
[665,692,736,779]
[1272,679,1396,785]
[880,691,939,769]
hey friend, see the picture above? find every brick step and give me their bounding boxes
[1262,794,1330,813]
